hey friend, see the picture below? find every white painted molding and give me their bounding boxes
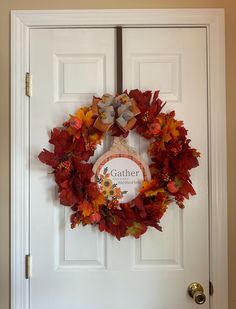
[11,9,227,309]
[206,10,228,309]
[12,9,223,27]
[11,12,30,309]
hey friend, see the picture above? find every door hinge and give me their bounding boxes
[209,281,214,296]
[25,254,32,279]
[25,72,32,97]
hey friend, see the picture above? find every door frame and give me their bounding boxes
[11,9,227,309]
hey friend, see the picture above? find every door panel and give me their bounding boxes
[30,28,115,308]
[30,27,209,309]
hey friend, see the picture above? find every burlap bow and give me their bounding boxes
[92,94,140,132]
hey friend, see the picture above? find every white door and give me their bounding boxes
[30,27,208,309]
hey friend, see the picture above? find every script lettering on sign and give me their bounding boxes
[92,137,151,203]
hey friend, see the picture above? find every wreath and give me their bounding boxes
[39,89,200,240]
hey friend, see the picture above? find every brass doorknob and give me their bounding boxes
[188,282,206,305]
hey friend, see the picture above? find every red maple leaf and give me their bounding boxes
[86,183,100,199]
[129,90,166,133]
[148,91,166,122]
[120,204,137,221]
[177,149,199,171]
[178,181,196,199]
[73,161,93,182]
[129,89,152,113]
[72,138,86,155]
[38,149,59,168]
[144,201,166,221]
[59,188,77,206]
[134,196,147,218]
[49,128,73,156]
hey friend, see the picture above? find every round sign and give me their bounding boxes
[95,154,147,203]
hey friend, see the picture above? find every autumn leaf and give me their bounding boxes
[59,188,77,206]
[144,188,164,198]
[72,138,87,156]
[72,161,93,182]
[144,200,168,221]
[130,89,166,139]
[78,200,93,217]
[134,196,147,218]
[92,193,105,209]
[178,181,196,199]
[126,222,147,238]
[82,127,103,151]
[49,128,73,156]
[60,179,70,189]
[139,179,158,194]
[75,107,94,128]
[128,89,152,113]
[86,183,100,199]
[178,149,200,171]
[38,149,59,168]
[85,110,95,128]
[156,113,183,150]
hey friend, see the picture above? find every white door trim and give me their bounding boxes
[11,9,227,309]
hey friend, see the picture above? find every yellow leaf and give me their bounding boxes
[156,113,183,150]
[144,188,164,197]
[84,110,94,127]
[75,107,88,120]
[75,107,94,128]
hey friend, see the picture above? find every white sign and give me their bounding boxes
[95,155,145,203]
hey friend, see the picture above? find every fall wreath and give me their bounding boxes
[39,89,200,239]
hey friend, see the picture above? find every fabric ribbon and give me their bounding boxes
[93,93,140,132]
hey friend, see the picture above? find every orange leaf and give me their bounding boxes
[78,200,93,217]
[92,193,105,210]
[139,179,158,194]
[157,113,183,150]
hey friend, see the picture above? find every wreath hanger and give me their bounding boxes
[116,26,123,94]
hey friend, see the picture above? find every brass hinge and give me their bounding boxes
[209,281,214,296]
[25,254,32,279]
[25,72,32,97]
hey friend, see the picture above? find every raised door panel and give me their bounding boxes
[54,53,106,103]
[131,53,181,102]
